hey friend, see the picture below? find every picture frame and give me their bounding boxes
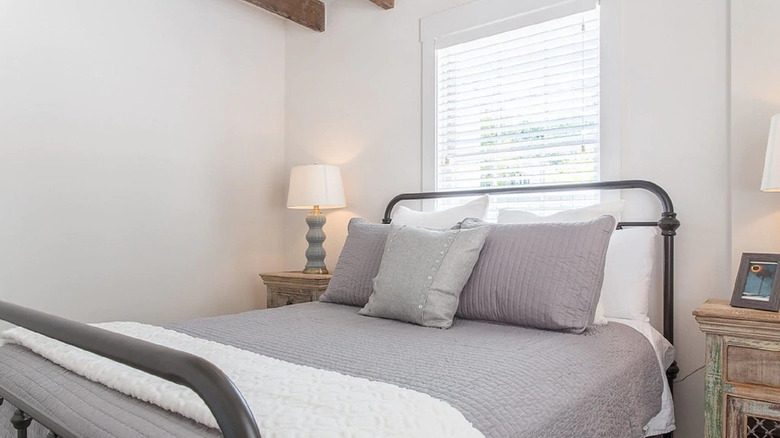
[731,252,780,312]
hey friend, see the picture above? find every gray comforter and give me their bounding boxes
[0,302,663,438]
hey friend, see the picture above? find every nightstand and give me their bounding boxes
[694,299,780,438]
[259,271,332,309]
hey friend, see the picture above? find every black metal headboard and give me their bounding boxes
[382,179,681,390]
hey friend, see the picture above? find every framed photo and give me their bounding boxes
[731,253,780,312]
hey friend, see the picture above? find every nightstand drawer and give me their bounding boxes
[260,271,332,309]
[727,345,780,388]
[269,290,314,308]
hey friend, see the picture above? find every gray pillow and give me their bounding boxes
[319,218,389,307]
[359,224,489,328]
[457,216,615,333]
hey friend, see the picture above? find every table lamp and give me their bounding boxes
[761,114,780,192]
[287,164,346,274]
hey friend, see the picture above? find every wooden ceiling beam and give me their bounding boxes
[367,0,394,10]
[239,0,325,32]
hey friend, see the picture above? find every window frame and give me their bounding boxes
[420,0,621,197]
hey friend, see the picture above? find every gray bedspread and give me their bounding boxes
[0,302,663,438]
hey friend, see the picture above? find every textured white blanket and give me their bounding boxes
[1,322,484,438]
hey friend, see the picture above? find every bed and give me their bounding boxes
[0,180,680,438]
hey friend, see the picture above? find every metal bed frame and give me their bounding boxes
[0,179,679,438]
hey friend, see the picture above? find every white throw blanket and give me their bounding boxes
[1,322,484,438]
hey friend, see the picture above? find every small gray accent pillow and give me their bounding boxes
[457,216,615,333]
[359,224,489,328]
[319,218,389,307]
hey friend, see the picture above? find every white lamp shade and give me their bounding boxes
[761,114,780,192]
[287,164,346,209]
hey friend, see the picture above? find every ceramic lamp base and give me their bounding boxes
[302,267,329,275]
[303,207,328,275]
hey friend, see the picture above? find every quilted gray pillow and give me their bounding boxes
[457,216,615,333]
[359,224,489,328]
[319,218,389,307]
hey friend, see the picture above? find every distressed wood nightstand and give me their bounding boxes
[694,299,780,438]
[259,271,332,309]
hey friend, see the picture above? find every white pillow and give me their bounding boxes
[392,195,489,228]
[497,200,625,224]
[595,227,657,322]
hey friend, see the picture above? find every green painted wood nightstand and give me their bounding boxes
[694,299,780,438]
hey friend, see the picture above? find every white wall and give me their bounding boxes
[284,0,474,271]
[0,0,287,324]
[285,0,731,437]
[731,0,780,271]
[618,2,730,437]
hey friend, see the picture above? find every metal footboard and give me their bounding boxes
[0,301,261,438]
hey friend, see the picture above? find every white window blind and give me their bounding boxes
[435,8,600,218]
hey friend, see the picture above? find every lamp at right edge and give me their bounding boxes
[761,113,780,192]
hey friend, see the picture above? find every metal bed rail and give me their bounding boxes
[0,301,261,438]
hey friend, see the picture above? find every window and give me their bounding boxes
[425,4,601,218]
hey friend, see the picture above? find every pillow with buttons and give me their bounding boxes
[358,223,488,328]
